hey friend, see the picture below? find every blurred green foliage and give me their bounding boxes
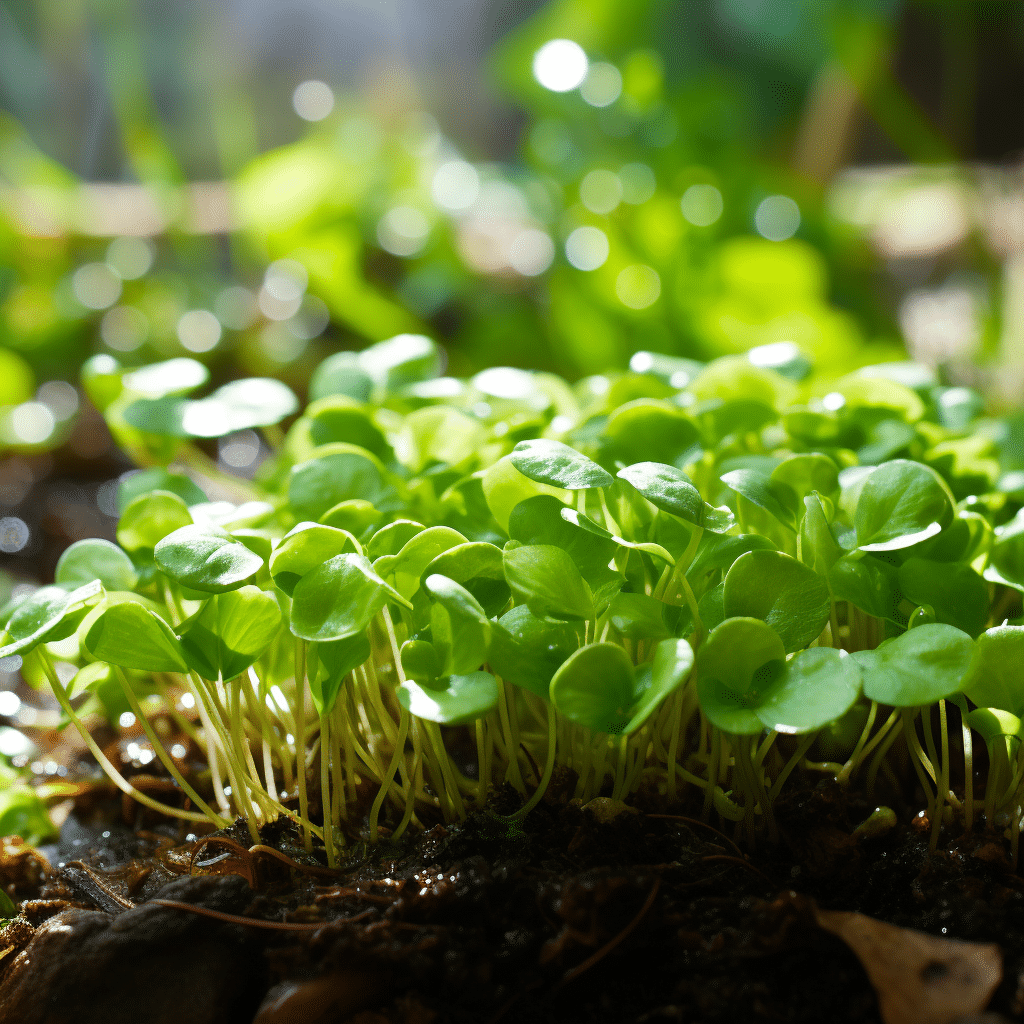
[1,0,1011,460]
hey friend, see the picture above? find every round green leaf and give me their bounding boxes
[510,438,613,491]
[695,617,786,735]
[854,460,954,552]
[55,539,138,592]
[960,625,1024,715]
[155,524,265,593]
[184,378,298,436]
[827,554,902,624]
[310,632,372,716]
[618,462,733,532]
[288,446,393,522]
[358,334,442,391]
[116,469,206,514]
[425,573,491,676]
[723,549,831,653]
[503,543,595,622]
[897,558,989,638]
[178,587,283,681]
[771,453,838,503]
[488,605,582,699]
[309,352,373,403]
[481,455,570,534]
[400,639,443,682]
[84,600,187,673]
[991,510,1024,587]
[0,581,103,659]
[373,526,467,601]
[269,522,359,596]
[719,468,798,531]
[600,399,702,467]
[607,592,672,641]
[117,491,193,553]
[964,707,1023,749]
[852,623,973,706]
[398,671,499,725]
[623,637,695,734]
[122,358,209,399]
[755,648,862,734]
[366,520,425,560]
[422,541,510,616]
[291,553,406,642]
[550,643,635,734]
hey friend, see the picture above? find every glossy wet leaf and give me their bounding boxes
[310,632,371,716]
[177,586,282,681]
[84,600,188,673]
[723,549,831,653]
[719,468,798,531]
[771,453,839,503]
[181,378,299,437]
[116,491,193,553]
[828,554,902,623]
[116,469,206,513]
[756,648,862,734]
[617,462,733,532]
[800,492,844,575]
[269,522,359,596]
[600,399,703,468]
[481,455,570,534]
[0,581,103,658]
[358,333,442,391]
[607,592,672,641]
[0,786,57,845]
[854,460,954,552]
[508,496,624,606]
[503,543,595,623]
[122,358,209,399]
[155,524,265,593]
[367,520,425,559]
[851,623,973,706]
[550,643,635,734]
[510,438,613,490]
[55,539,138,592]
[695,617,786,735]
[400,639,443,682]
[319,499,381,538]
[960,625,1024,714]
[488,606,582,699]
[290,553,410,642]
[560,506,673,563]
[897,558,989,638]
[622,638,695,734]
[422,541,510,616]
[398,671,499,725]
[288,446,394,522]
[425,573,491,676]
[374,526,467,601]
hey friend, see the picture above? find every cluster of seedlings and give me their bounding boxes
[4,336,1024,865]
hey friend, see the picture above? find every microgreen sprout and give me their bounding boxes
[4,338,1024,865]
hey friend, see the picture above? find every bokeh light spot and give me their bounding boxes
[508,229,555,277]
[378,206,430,256]
[755,194,800,241]
[431,161,480,212]
[533,39,588,93]
[616,265,661,309]
[565,226,610,271]
[681,184,723,226]
[580,169,622,214]
[101,305,148,352]
[72,263,121,310]
[580,62,622,107]
[0,517,30,553]
[106,237,154,279]
[293,80,334,121]
[177,309,222,353]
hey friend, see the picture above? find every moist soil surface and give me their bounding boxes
[1,771,1023,1024]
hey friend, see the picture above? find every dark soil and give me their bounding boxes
[1,770,1023,1024]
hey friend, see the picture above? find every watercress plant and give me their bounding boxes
[5,337,1024,863]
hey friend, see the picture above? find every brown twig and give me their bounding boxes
[646,813,745,859]
[315,887,394,906]
[559,877,661,987]
[150,898,373,930]
[248,844,340,878]
[700,855,774,887]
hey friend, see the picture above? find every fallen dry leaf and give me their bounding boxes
[814,907,1002,1024]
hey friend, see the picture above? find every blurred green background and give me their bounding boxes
[2,0,1024,580]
